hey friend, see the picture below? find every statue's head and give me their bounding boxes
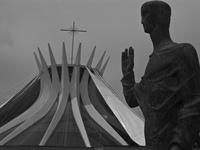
[141,0,171,33]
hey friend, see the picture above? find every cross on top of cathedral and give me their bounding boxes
[61,22,87,64]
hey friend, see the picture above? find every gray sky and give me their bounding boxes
[0,0,200,115]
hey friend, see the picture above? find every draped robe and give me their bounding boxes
[121,43,200,149]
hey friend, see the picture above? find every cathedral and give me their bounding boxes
[0,42,145,149]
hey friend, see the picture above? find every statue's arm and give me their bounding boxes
[121,71,138,107]
[121,47,138,108]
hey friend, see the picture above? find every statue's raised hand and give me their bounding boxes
[121,47,134,76]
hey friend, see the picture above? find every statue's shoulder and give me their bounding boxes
[176,43,198,60]
[172,43,196,54]
[160,43,195,56]
[159,43,194,52]
[177,43,195,49]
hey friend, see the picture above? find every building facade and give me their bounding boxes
[0,43,145,149]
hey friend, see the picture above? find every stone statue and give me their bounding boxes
[121,1,200,150]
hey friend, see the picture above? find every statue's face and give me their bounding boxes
[141,5,155,33]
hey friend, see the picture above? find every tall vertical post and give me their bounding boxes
[71,22,75,64]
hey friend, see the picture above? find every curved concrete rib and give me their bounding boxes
[0,50,59,145]
[93,69,145,145]
[40,44,70,145]
[86,46,96,67]
[34,52,42,72]
[95,51,106,71]
[70,61,91,147]
[38,47,48,71]
[0,52,52,136]
[86,67,145,146]
[48,44,60,94]
[80,68,127,145]
[100,56,110,76]
[94,68,145,145]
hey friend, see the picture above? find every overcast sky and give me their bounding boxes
[0,0,200,115]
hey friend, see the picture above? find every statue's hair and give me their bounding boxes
[142,0,171,29]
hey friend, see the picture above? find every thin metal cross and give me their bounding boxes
[61,22,87,64]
